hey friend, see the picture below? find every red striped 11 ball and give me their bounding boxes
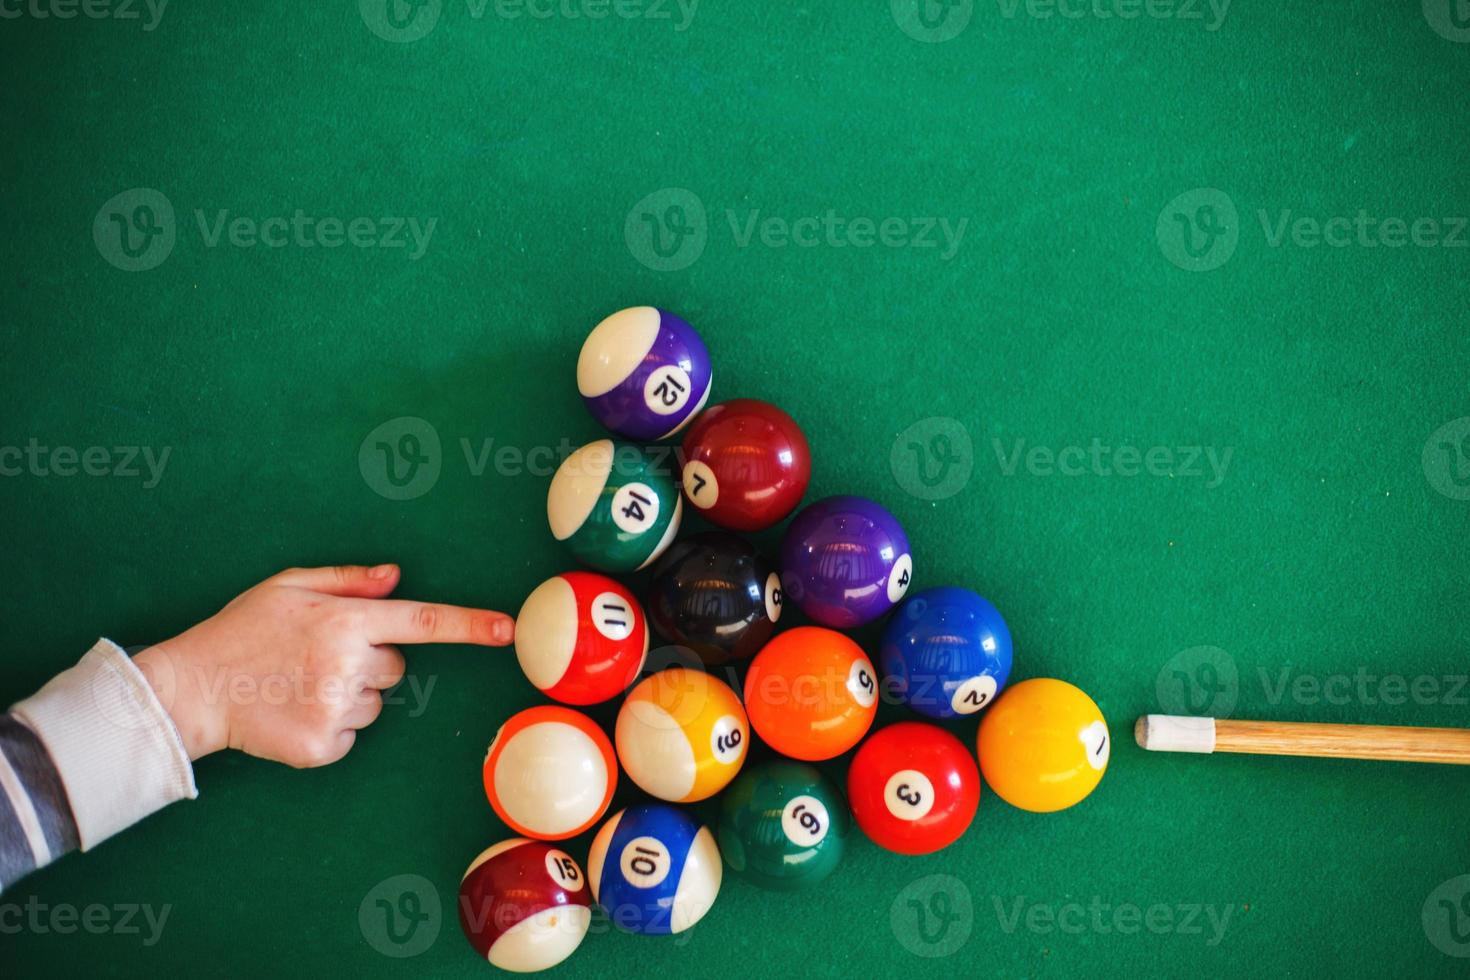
[514,571,648,704]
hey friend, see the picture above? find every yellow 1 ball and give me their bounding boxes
[976,678,1110,813]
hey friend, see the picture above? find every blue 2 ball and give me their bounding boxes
[879,586,1013,719]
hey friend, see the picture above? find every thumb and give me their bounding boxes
[268,564,402,599]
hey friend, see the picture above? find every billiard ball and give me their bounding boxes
[717,761,848,891]
[615,667,749,802]
[646,531,782,666]
[780,495,913,628]
[679,399,810,531]
[577,307,712,441]
[515,571,648,704]
[846,722,980,855]
[483,706,617,840]
[976,678,1110,813]
[587,803,722,935]
[879,586,1013,720]
[743,627,878,761]
[458,838,591,972]
[547,439,682,573]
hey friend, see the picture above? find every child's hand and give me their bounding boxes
[131,565,514,767]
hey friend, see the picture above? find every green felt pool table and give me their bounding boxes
[2,2,1469,976]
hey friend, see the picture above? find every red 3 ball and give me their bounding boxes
[679,399,811,532]
[846,722,980,855]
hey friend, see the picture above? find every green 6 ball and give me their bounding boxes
[717,761,847,891]
[548,439,683,572]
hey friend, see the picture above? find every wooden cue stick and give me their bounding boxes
[1135,714,1470,765]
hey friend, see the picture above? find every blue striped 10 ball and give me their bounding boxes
[587,803,722,935]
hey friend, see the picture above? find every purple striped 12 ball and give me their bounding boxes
[577,307,713,441]
[780,495,913,628]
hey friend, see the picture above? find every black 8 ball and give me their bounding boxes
[646,531,783,666]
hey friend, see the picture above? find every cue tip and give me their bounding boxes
[1135,714,1217,754]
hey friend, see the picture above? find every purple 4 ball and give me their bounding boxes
[577,307,713,441]
[780,495,913,628]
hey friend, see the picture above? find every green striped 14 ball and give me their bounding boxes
[547,439,682,572]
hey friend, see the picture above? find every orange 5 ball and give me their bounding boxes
[743,627,878,760]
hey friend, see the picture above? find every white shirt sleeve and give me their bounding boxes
[10,639,197,850]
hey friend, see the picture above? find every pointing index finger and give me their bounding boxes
[358,600,515,647]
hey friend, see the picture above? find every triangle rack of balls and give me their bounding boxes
[458,307,1111,971]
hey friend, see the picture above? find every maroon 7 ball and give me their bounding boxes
[679,399,811,531]
[847,722,980,855]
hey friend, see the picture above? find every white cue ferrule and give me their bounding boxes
[1136,715,1217,754]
